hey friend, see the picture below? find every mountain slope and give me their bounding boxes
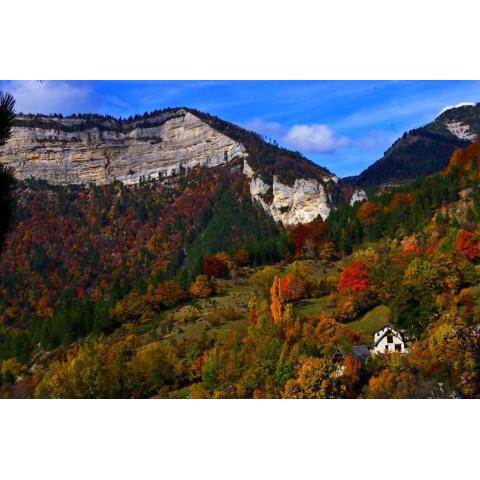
[0,107,350,336]
[3,140,480,399]
[0,108,343,226]
[0,164,284,332]
[350,103,480,190]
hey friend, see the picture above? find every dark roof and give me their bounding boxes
[332,345,370,364]
[352,345,370,362]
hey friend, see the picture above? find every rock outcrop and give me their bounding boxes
[445,121,477,141]
[350,189,368,206]
[244,160,335,225]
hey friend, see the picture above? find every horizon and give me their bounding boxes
[1,80,480,177]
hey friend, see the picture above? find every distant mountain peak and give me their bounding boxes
[436,102,476,117]
[350,101,480,190]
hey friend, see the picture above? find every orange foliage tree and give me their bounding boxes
[446,143,480,176]
[283,356,343,399]
[357,201,379,225]
[280,274,306,302]
[270,275,284,326]
[402,236,422,256]
[145,280,185,308]
[190,275,214,298]
[367,370,417,399]
[338,259,370,293]
[343,353,361,385]
[388,192,415,211]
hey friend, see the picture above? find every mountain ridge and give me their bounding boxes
[0,107,348,226]
[349,103,480,190]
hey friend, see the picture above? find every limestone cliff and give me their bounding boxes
[243,159,337,225]
[0,109,247,185]
[0,108,343,225]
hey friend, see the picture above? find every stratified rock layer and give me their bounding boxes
[0,109,246,184]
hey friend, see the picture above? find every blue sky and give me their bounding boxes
[1,80,480,177]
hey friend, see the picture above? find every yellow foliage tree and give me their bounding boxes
[190,274,213,298]
[130,342,179,394]
[283,356,343,399]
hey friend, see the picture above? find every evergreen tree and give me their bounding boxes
[0,91,16,254]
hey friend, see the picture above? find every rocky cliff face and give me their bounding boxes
[0,108,342,225]
[0,109,247,185]
[349,188,368,206]
[244,160,337,225]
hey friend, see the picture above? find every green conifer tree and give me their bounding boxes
[0,91,16,254]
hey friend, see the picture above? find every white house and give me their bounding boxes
[373,325,407,354]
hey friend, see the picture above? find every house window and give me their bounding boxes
[387,334,393,344]
[395,344,402,352]
[384,345,389,352]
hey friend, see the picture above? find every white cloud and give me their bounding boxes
[4,81,97,115]
[438,102,476,116]
[242,118,350,154]
[243,118,285,136]
[284,123,349,153]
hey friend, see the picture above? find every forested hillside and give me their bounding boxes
[1,141,480,398]
[0,162,286,354]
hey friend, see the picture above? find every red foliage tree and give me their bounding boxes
[203,256,229,279]
[248,307,258,325]
[337,259,370,293]
[290,224,308,256]
[75,287,86,298]
[455,230,480,260]
[290,219,328,256]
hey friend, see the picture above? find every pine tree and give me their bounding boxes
[0,91,16,254]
